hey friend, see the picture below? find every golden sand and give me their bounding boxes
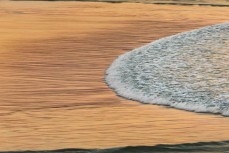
[0,1,229,151]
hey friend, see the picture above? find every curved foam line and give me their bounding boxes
[105,22,229,116]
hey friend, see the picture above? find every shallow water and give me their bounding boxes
[3,141,229,153]
[0,1,229,151]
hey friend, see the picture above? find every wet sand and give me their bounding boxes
[0,1,229,151]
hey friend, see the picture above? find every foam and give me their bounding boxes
[105,22,229,116]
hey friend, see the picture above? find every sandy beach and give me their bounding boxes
[0,1,229,151]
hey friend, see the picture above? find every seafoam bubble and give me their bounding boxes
[105,22,229,116]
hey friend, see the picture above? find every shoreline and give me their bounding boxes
[9,0,229,7]
[1,1,229,151]
[2,140,229,152]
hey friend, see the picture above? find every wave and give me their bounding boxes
[3,140,229,153]
[105,22,229,116]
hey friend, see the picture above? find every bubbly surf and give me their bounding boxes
[105,22,229,116]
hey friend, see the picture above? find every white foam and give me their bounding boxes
[105,22,229,116]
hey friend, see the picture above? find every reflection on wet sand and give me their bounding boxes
[0,1,229,151]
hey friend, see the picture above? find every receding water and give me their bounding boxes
[0,1,229,152]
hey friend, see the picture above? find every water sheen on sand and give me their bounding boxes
[1,1,229,151]
[106,23,229,116]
